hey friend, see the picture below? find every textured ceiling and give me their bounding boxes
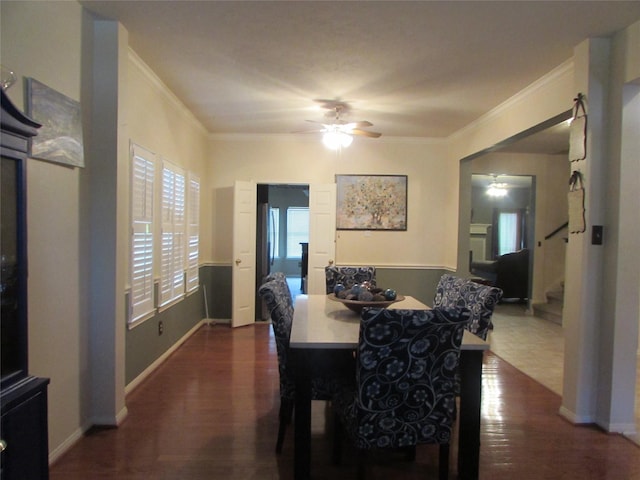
[82,1,640,147]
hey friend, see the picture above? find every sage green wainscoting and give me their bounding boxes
[125,266,453,383]
[375,268,450,306]
[125,284,204,384]
[197,265,450,324]
[200,264,232,320]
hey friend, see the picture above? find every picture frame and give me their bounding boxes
[26,77,84,168]
[336,174,407,230]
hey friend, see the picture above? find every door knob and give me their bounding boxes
[235,259,241,265]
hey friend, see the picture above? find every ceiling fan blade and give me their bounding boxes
[348,120,374,128]
[351,129,382,138]
[291,128,326,134]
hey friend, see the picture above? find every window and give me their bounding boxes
[185,172,200,293]
[128,144,200,324]
[159,160,186,307]
[129,144,155,325]
[286,207,309,258]
[495,209,525,256]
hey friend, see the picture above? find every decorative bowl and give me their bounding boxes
[327,293,405,314]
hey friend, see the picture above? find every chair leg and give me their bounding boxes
[332,413,343,464]
[357,449,367,480]
[404,445,416,461]
[276,398,294,454]
[438,444,450,480]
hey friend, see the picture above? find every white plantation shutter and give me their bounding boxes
[186,173,200,293]
[130,144,155,324]
[159,160,186,306]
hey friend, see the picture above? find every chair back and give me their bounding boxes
[433,274,503,340]
[325,266,376,294]
[264,271,293,308]
[343,307,470,450]
[258,279,295,400]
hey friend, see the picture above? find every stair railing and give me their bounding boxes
[544,221,569,242]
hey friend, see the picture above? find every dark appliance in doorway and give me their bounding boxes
[256,184,274,320]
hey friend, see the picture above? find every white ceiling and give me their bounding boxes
[82,1,640,148]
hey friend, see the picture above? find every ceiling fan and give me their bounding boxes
[295,102,381,149]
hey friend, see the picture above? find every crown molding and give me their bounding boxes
[449,59,574,142]
[208,132,445,145]
[128,48,208,136]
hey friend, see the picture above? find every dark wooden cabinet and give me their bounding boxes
[1,89,50,480]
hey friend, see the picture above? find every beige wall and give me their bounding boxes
[447,61,575,274]
[1,0,88,459]
[124,51,211,287]
[1,0,211,461]
[207,136,457,270]
[448,61,575,163]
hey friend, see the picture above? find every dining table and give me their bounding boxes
[289,294,488,480]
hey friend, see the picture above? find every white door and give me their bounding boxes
[232,180,257,327]
[307,183,336,294]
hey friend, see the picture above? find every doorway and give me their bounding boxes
[469,173,535,303]
[459,115,572,423]
[255,183,309,320]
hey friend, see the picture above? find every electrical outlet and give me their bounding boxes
[158,320,164,335]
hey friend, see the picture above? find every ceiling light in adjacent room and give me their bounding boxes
[487,176,508,197]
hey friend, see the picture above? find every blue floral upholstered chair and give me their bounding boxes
[325,265,377,294]
[258,279,354,453]
[433,273,503,341]
[264,271,293,308]
[332,307,471,480]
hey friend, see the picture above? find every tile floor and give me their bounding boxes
[488,301,640,446]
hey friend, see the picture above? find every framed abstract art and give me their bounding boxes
[336,174,407,230]
[26,77,84,167]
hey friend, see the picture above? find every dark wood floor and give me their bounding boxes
[50,323,640,480]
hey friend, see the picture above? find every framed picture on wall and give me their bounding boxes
[336,174,407,230]
[26,77,84,168]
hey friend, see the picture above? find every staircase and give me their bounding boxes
[532,281,564,325]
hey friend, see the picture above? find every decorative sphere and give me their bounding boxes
[350,284,363,295]
[333,283,346,295]
[384,289,397,301]
[357,290,374,301]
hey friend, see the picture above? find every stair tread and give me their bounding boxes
[533,302,563,314]
[532,301,563,325]
[547,290,564,301]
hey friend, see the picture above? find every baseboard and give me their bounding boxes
[90,405,129,428]
[49,405,128,466]
[125,320,205,395]
[210,318,231,324]
[600,421,638,435]
[48,424,87,465]
[558,405,595,424]
[49,323,204,467]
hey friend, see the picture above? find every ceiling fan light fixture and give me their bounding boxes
[322,130,352,150]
